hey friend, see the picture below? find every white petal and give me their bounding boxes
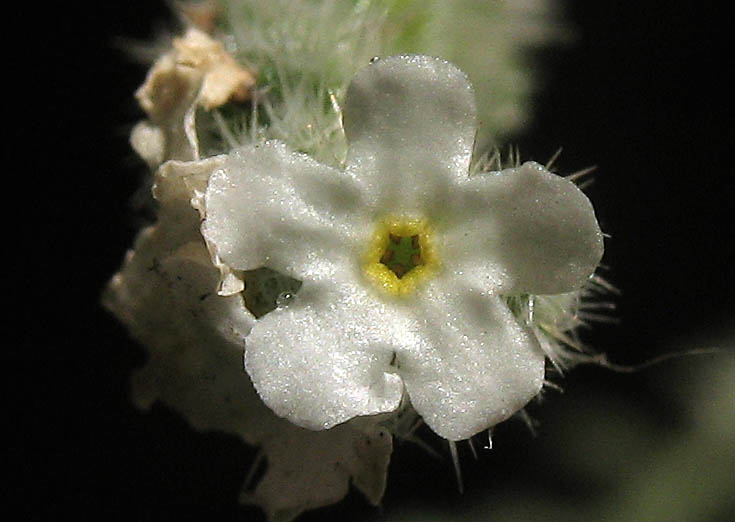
[397,278,546,441]
[104,235,259,434]
[202,141,369,281]
[130,121,165,168]
[344,55,476,211]
[442,161,604,295]
[250,421,392,520]
[107,230,394,516]
[153,155,227,209]
[244,275,405,431]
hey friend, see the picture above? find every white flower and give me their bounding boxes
[201,55,604,441]
[104,157,393,520]
[131,27,255,165]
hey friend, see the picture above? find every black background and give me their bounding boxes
[21,1,733,521]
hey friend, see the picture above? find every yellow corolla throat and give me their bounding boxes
[363,216,439,296]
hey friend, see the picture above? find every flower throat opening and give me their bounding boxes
[363,217,438,296]
[381,234,424,278]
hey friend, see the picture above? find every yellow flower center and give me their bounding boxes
[363,216,439,296]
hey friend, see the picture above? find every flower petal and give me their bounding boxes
[202,141,369,281]
[250,421,392,521]
[244,275,405,430]
[104,234,258,432]
[343,55,476,210]
[397,278,546,441]
[441,161,604,295]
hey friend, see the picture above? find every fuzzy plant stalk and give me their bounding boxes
[105,1,607,520]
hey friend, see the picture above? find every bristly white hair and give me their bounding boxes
[211,0,387,166]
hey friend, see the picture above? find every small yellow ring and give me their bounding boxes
[363,216,439,296]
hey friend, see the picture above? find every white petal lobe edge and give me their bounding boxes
[398,278,546,441]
